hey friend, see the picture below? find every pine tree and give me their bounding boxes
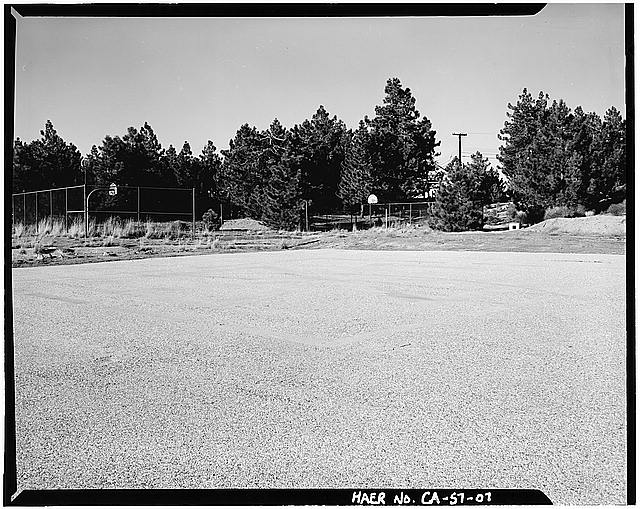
[261,159,302,230]
[337,121,374,211]
[175,141,195,187]
[290,105,348,212]
[366,78,440,201]
[87,122,166,188]
[593,107,626,209]
[219,124,268,218]
[12,120,82,192]
[258,119,304,229]
[498,89,626,219]
[430,153,501,232]
[199,140,222,205]
[160,145,180,187]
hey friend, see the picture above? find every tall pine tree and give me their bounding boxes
[366,78,440,201]
[12,120,82,192]
[289,106,348,213]
[498,89,626,219]
[337,121,374,212]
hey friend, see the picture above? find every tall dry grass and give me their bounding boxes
[13,215,198,243]
[67,219,84,238]
[13,222,26,238]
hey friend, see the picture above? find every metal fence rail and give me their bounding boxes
[308,200,436,231]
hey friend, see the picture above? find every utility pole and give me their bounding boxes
[452,132,467,169]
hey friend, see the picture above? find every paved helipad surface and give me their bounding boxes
[11,249,627,503]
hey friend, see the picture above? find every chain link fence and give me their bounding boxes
[308,201,435,231]
[12,185,197,237]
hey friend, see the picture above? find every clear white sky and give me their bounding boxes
[13,4,625,166]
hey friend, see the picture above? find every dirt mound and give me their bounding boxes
[220,218,272,231]
[525,215,625,237]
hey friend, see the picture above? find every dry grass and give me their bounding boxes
[36,219,51,236]
[14,216,198,245]
[67,219,84,238]
[102,235,116,247]
[354,223,430,238]
[13,222,26,238]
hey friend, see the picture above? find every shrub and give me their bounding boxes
[606,200,626,216]
[543,205,586,220]
[202,209,220,230]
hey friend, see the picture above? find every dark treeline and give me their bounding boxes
[12,80,626,230]
[498,89,626,221]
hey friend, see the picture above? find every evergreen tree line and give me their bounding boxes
[497,88,626,222]
[12,81,626,230]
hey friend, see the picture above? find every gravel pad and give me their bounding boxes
[11,249,627,503]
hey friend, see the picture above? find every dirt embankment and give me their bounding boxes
[525,215,625,236]
[219,218,272,231]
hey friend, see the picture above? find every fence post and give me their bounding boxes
[65,187,68,232]
[385,208,388,228]
[137,187,140,223]
[192,188,196,240]
[35,192,38,225]
[23,194,26,225]
[49,190,53,221]
[220,203,223,228]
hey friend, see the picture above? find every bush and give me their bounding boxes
[606,200,626,216]
[202,209,220,230]
[543,205,586,220]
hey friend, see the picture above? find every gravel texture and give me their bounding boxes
[12,249,626,503]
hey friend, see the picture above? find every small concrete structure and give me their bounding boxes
[508,222,520,230]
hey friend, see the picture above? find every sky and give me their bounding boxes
[12,4,626,167]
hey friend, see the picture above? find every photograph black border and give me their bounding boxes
[4,3,633,506]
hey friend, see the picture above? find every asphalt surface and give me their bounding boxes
[11,249,627,503]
